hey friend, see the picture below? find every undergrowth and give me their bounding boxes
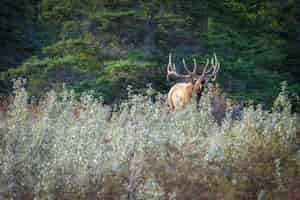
[0,79,299,200]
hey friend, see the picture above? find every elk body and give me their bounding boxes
[167,54,220,112]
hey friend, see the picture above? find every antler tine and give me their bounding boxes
[212,55,220,80]
[207,53,220,81]
[210,65,220,81]
[172,63,176,72]
[193,58,197,74]
[182,58,193,74]
[167,53,191,80]
[213,53,220,72]
[167,54,172,70]
[213,63,220,80]
[167,53,172,81]
[201,58,210,77]
[204,57,215,75]
[206,56,216,74]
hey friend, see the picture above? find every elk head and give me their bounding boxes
[167,53,220,112]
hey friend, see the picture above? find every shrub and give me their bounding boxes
[0,79,299,199]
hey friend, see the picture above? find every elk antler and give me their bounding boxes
[167,54,193,80]
[201,53,220,81]
[167,53,220,81]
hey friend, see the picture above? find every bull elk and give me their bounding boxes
[167,53,220,112]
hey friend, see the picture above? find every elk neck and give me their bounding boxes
[192,80,204,105]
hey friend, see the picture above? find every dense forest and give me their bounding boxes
[1,0,299,105]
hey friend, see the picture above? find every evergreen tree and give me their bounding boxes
[0,0,299,104]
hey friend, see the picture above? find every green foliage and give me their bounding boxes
[0,0,38,69]
[1,0,299,106]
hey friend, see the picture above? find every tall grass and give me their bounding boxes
[0,79,299,199]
